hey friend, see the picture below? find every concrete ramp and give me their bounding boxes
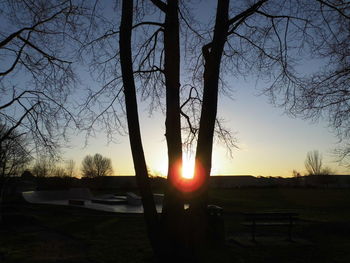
[126,192,142,206]
[22,189,162,214]
[22,188,92,204]
[68,188,93,199]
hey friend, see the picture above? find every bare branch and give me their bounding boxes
[150,0,167,13]
[0,102,39,143]
[316,0,350,19]
[0,1,71,48]
[18,36,72,64]
[227,0,267,27]
[133,21,164,29]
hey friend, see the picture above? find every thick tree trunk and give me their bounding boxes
[161,0,188,258]
[190,0,229,250]
[163,0,183,212]
[119,0,161,256]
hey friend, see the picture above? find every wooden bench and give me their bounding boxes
[243,212,299,241]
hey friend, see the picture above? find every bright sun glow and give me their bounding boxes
[182,157,195,179]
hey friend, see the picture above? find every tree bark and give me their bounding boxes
[190,0,230,249]
[119,0,161,256]
[163,0,183,212]
[161,0,188,258]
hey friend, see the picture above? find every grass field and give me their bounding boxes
[1,188,350,262]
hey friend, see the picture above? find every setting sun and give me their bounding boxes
[182,157,195,179]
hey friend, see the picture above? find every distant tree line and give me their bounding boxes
[31,157,77,178]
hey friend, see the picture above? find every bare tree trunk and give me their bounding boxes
[161,0,188,258]
[163,0,183,212]
[190,0,229,249]
[119,0,161,256]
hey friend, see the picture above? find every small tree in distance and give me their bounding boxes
[305,150,323,175]
[304,151,337,187]
[81,154,113,178]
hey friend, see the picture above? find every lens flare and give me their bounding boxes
[182,158,194,179]
[169,159,205,193]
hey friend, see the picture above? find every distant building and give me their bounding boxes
[209,175,264,188]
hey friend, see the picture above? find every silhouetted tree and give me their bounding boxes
[119,0,162,256]
[304,151,338,187]
[0,123,31,179]
[0,123,31,222]
[81,154,113,178]
[32,156,55,177]
[116,0,293,259]
[266,1,350,166]
[75,0,350,260]
[0,0,92,157]
[305,150,323,175]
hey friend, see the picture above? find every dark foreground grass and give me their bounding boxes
[1,188,350,262]
[1,205,154,263]
[211,188,350,263]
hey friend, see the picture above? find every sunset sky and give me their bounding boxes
[59,1,350,178]
[64,76,349,178]
[3,1,349,178]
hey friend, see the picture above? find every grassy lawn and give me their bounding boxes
[1,188,350,262]
[209,188,350,263]
[1,203,153,263]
